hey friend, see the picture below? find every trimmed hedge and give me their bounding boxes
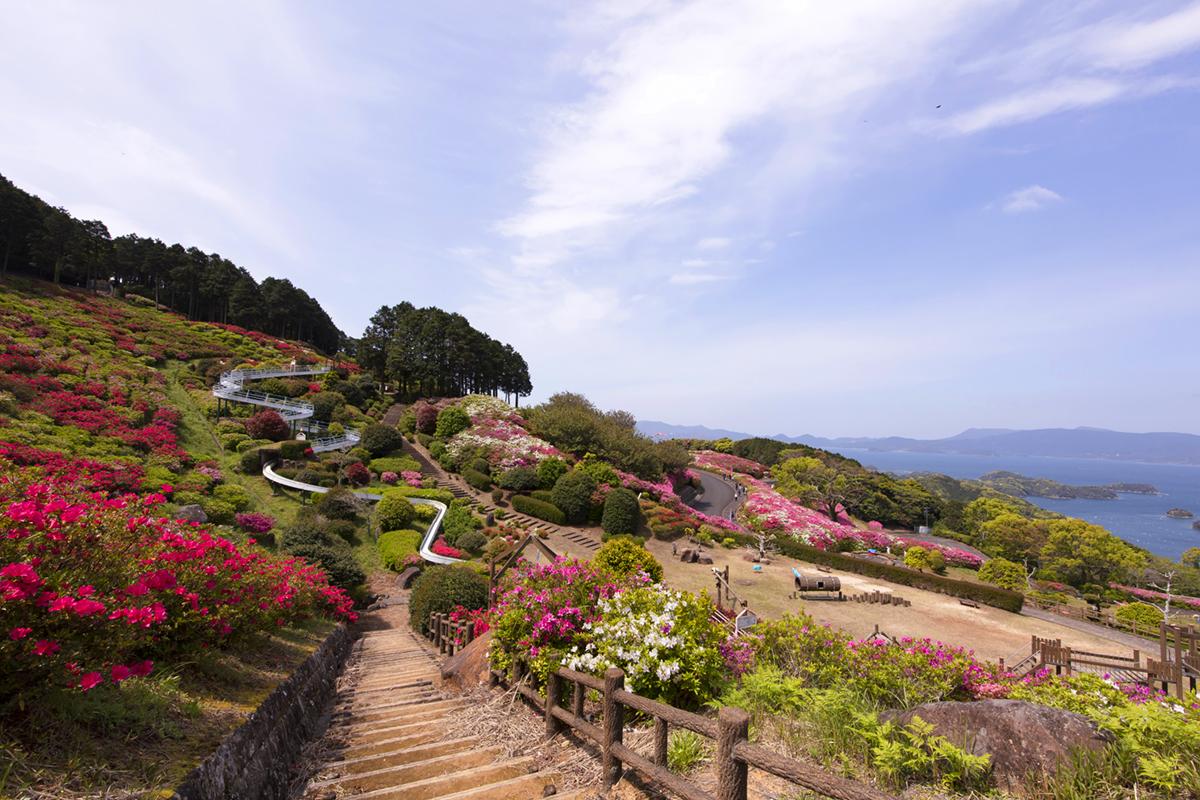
[463,468,492,491]
[512,494,566,525]
[382,486,455,504]
[531,489,555,504]
[769,536,1024,612]
[378,529,423,571]
[370,455,421,475]
[279,439,309,459]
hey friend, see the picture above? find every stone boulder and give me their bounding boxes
[440,630,492,692]
[174,504,207,523]
[885,699,1113,795]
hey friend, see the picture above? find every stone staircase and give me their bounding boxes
[301,601,586,800]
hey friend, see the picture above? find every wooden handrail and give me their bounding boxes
[432,623,896,800]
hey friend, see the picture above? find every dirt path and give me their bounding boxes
[645,538,1144,664]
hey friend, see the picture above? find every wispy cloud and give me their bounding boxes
[669,271,731,286]
[999,184,1064,214]
[696,236,731,250]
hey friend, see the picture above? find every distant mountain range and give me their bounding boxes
[636,422,1200,465]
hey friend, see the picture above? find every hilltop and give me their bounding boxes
[639,420,1200,465]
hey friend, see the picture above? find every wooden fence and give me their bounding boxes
[424,613,895,800]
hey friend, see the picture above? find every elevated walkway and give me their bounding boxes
[212,365,360,452]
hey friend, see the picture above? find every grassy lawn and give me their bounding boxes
[0,619,334,798]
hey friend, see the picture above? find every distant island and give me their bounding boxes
[637,422,1200,465]
[977,471,1158,500]
[1167,508,1194,519]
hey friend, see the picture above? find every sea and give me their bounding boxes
[830,449,1200,562]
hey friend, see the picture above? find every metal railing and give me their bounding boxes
[211,364,358,450]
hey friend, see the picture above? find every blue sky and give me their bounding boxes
[2,1,1198,437]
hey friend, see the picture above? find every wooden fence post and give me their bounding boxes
[716,706,750,800]
[602,667,625,788]
[653,717,668,766]
[545,671,563,738]
[432,613,442,647]
[573,679,585,721]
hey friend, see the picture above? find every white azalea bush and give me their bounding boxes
[566,585,726,707]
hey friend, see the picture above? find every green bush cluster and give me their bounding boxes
[408,566,488,633]
[498,466,538,491]
[370,455,421,475]
[360,423,404,456]
[551,471,596,524]
[456,530,487,554]
[240,448,264,474]
[383,486,455,504]
[512,494,566,525]
[592,536,662,582]
[601,488,641,538]
[279,440,309,459]
[315,487,364,521]
[442,501,482,545]
[281,513,366,589]
[435,406,470,438]
[463,468,492,491]
[378,529,423,571]
[375,493,416,532]
[536,457,569,489]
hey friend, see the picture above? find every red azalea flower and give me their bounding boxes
[79,672,103,691]
[33,639,60,656]
[8,627,32,640]
[110,664,132,683]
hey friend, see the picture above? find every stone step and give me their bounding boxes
[344,717,453,746]
[334,691,444,717]
[345,757,538,800]
[337,681,441,703]
[333,700,465,732]
[339,728,444,760]
[309,746,504,794]
[324,736,481,775]
[431,771,567,800]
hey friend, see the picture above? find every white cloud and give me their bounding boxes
[999,185,1064,214]
[696,236,731,250]
[1086,2,1200,69]
[942,79,1127,135]
[669,271,729,285]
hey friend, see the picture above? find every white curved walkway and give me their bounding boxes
[262,461,460,566]
[212,365,360,452]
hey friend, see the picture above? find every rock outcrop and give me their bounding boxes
[440,630,492,692]
[174,504,208,523]
[886,699,1113,795]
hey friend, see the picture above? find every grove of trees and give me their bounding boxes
[0,174,343,353]
[357,303,532,402]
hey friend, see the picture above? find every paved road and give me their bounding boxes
[688,469,738,519]
[1021,606,1160,653]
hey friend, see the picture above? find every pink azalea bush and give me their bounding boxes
[380,471,399,485]
[692,450,767,478]
[401,470,424,488]
[1113,583,1200,611]
[446,411,564,471]
[741,477,980,567]
[235,512,275,534]
[0,465,355,698]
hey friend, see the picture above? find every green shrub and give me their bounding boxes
[348,446,372,462]
[429,440,446,459]
[536,457,569,489]
[325,519,359,543]
[370,455,421,475]
[216,419,245,435]
[592,536,662,582]
[198,498,236,525]
[408,566,488,633]
[220,432,249,451]
[1114,602,1163,630]
[978,557,1026,591]
[383,486,455,504]
[417,433,434,448]
[316,487,364,521]
[456,530,487,554]
[375,493,416,532]
[278,439,310,459]
[463,468,492,491]
[512,494,566,525]
[435,406,470,438]
[289,543,364,589]
[531,489,555,503]
[235,438,263,453]
[360,423,404,457]
[239,448,264,475]
[498,466,538,491]
[212,483,251,512]
[378,529,423,570]
[412,504,437,522]
[601,488,641,537]
[769,537,1025,612]
[471,457,492,475]
[443,501,482,545]
[309,390,346,421]
[552,471,596,524]
[398,409,416,434]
